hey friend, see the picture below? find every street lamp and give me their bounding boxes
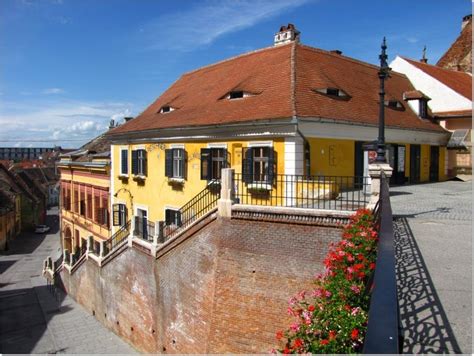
[376,37,391,163]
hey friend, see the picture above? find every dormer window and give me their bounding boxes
[222,90,256,100]
[159,106,175,114]
[419,99,428,119]
[384,100,404,110]
[314,87,350,99]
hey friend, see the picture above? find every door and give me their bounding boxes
[354,141,364,188]
[410,145,421,184]
[430,146,439,182]
[389,144,406,185]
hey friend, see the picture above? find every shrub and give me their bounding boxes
[273,208,378,354]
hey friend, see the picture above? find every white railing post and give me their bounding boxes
[367,163,393,210]
[218,168,234,218]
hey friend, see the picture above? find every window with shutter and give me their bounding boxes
[121,149,128,175]
[112,204,120,226]
[200,148,211,180]
[131,150,138,175]
[165,208,182,227]
[242,147,253,183]
[166,148,186,179]
[165,149,173,177]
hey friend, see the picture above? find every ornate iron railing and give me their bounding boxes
[234,173,370,211]
[161,180,221,242]
[363,173,401,353]
[104,220,131,255]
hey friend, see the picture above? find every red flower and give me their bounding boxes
[351,328,359,340]
[308,305,315,312]
[369,262,376,270]
[282,347,291,354]
[328,330,336,340]
[293,338,303,348]
[320,339,329,345]
[276,330,284,340]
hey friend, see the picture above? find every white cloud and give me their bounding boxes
[142,0,311,51]
[42,87,65,94]
[0,99,135,148]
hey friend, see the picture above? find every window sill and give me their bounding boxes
[169,177,185,184]
[247,183,272,191]
[118,174,129,180]
[207,180,221,186]
[132,175,146,181]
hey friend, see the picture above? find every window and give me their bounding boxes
[384,100,404,110]
[419,99,428,118]
[242,146,276,184]
[134,208,148,240]
[112,203,127,226]
[159,106,175,113]
[314,87,350,99]
[79,188,86,216]
[120,149,128,175]
[229,91,244,99]
[165,208,182,227]
[165,148,186,179]
[131,149,147,176]
[86,189,92,219]
[200,148,227,180]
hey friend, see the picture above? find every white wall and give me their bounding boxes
[390,56,472,113]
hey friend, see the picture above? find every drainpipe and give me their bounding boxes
[292,117,310,177]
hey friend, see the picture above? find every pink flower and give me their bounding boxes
[351,307,361,316]
[350,285,361,294]
[290,322,300,332]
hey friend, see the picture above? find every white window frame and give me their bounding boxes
[119,146,129,177]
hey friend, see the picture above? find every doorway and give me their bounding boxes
[410,144,421,184]
[388,144,406,185]
[429,146,439,182]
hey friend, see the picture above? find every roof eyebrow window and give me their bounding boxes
[159,105,176,114]
[384,99,405,110]
[222,90,256,100]
[314,87,350,100]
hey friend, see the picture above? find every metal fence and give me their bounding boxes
[104,220,131,254]
[134,217,155,242]
[161,181,221,242]
[233,173,370,211]
[363,173,401,353]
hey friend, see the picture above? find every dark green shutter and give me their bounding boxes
[200,148,211,180]
[242,147,253,183]
[267,148,276,184]
[176,211,182,227]
[131,150,138,175]
[121,150,128,175]
[165,209,171,225]
[181,149,187,180]
[142,150,147,176]
[165,149,173,178]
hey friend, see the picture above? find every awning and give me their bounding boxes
[447,129,470,149]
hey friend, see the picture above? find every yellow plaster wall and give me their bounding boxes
[113,139,285,223]
[307,138,355,177]
[420,144,430,182]
[404,144,411,178]
[439,147,447,181]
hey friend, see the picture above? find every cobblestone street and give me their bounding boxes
[0,208,136,354]
[391,180,472,354]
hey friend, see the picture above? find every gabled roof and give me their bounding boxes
[401,57,472,100]
[437,17,472,73]
[0,164,39,204]
[110,42,445,136]
[61,133,112,162]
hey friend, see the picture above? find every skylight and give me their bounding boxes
[222,90,256,100]
[159,106,176,114]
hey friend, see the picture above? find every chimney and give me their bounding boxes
[274,23,300,46]
[420,45,428,64]
[108,119,115,129]
[124,117,133,122]
[462,14,472,30]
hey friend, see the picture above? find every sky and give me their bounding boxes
[0,0,471,148]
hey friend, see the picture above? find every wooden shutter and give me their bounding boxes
[165,149,173,178]
[176,211,182,227]
[112,204,120,226]
[121,149,128,175]
[200,148,211,180]
[267,148,276,184]
[131,150,138,175]
[242,147,253,183]
[142,150,147,176]
[180,149,187,179]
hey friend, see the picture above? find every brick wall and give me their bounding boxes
[61,216,342,353]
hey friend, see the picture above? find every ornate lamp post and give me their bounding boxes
[376,37,390,162]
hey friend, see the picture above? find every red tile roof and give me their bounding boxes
[403,90,430,100]
[433,109,472,118]
[110,43,446,136]
[402,57,472,100]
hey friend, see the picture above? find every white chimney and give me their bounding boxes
[274,23,300,46]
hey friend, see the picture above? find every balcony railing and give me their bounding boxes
[363,173,401,353]
[234,173,370,211]
[134,217,155,242]
[104,220,131,255]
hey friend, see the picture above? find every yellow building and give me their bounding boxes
[108,25,449,238]
[58,134,112,258]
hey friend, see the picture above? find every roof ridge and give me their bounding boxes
[297,44,408,78]
[182,43,292,77]
[401,56,472,76]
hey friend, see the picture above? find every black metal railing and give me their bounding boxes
[363,173,401,353]
[104,220,131,255]
[161,180,221,242]
[234,174,370,211]
[53,254,63,271]
[134,217,155,242]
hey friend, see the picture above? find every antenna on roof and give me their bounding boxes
[420,45,428,63]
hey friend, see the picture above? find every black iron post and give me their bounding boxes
[376,37,390,162]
